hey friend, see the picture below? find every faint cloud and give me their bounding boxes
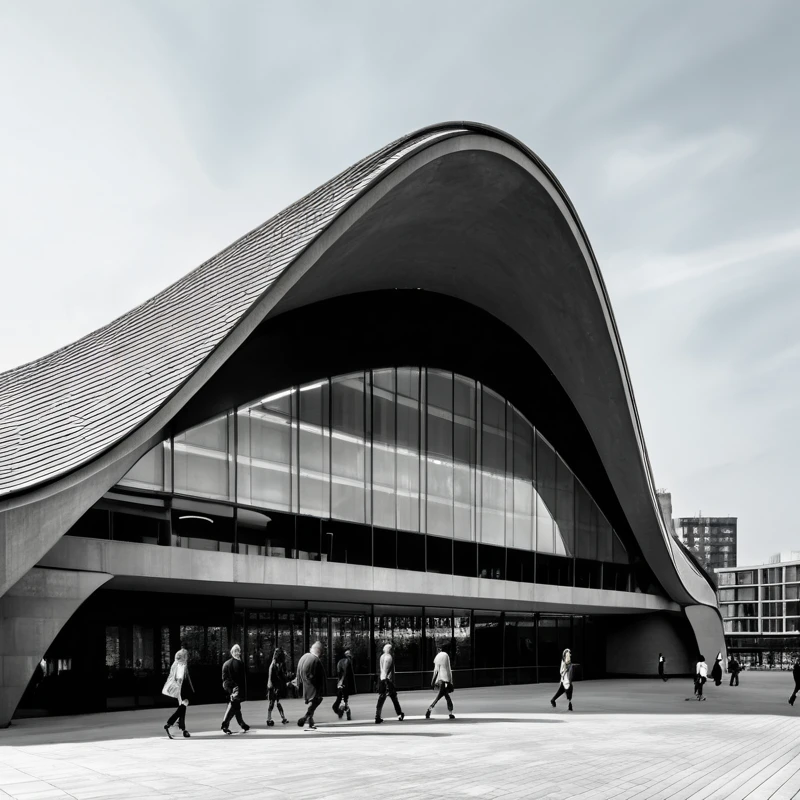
[605,128,755,194]
[608,225,800,296]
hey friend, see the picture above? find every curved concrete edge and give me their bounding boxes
[684,604,727,668]
[0,567,112,726]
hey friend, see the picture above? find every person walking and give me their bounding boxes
[375,643,405,724]
[332,649,356,720]
[789,657,800,705]
[296,641,326,731]
[162,648,194,739]
[221,643,250,734]
[550,648,574,711]
[658,652,668,682]
[694,654,708,700]
[266,647,290,727]
[729,656,741,686]
[711,652,723,686]
[425,644,455,720]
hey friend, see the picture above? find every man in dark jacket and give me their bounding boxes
[332,649,357,720]
[296,641,326,730]
[729,656,741,687]
[221,644,250,734]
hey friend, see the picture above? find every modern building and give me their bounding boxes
[717,553,800,668]
[0,122,724,725]
[675,517,737,582]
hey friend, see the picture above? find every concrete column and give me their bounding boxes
[0,567,112,726]
[685,604,727,666]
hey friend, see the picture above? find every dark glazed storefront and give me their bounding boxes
[21,587,612,717]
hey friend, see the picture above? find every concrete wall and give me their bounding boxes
[605,613,695,676]
[38,536,679,616]
[0,567,111,726]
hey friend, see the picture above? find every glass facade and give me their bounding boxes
[19,590,602,717]
[105,368,631,588]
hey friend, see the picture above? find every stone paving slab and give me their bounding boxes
[2,674,800,799]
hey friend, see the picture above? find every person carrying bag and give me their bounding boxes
[162,648,194,739]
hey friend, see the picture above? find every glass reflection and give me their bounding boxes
[120,365,629,582]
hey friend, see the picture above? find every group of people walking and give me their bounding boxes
[656,651,742,700]
[161,640,459,737]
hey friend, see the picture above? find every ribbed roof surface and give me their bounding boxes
[0,126,466,497]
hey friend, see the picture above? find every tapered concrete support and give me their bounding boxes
[685,604,727,666]
[0,567,112,726]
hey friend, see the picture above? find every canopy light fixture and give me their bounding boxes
[178,515,214,523]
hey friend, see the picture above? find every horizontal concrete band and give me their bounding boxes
[38,536,679,615]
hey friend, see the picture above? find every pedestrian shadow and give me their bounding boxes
[322,717,564,729]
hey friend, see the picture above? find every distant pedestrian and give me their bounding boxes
[375,643,405,724]
[694,654,708,700]
[221,644,250,734]
[332,649,356,720]
[425,644,455,720]
[266,647,290,727]
[162,648,194,739]
[728,656,741,686]
[550,648,574,711]
[711,652,723,686]
[789,658,800,705]
[658,652,667,682]
[296,641,326,730]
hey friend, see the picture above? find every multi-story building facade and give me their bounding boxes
[675,517,737,583]
[717,553,800,668]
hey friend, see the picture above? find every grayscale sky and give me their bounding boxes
[1,0,798,564]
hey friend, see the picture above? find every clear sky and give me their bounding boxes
[1,1,798,564]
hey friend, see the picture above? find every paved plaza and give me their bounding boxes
[2,673,800,799]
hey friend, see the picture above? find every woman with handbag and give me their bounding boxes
[425,644,455,720]
[162,648,195,738]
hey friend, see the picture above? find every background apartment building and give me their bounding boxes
[717,552,800,668]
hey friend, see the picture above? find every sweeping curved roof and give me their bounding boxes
[0,126,470,497]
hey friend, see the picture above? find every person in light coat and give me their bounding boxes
[425,644,455,720]
[163,648,195,738]
[375,643,405,724]
[296,641,326,730]
[550,648,574,711]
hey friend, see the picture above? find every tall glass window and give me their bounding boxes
[330,373,368,524]
[426,370,454,538]
[118,442,170,492]
[453,376,476,541]
[480,387,506,546]
[396,368,421,533]
[298,379,330,517]
[535,433,556,554]
[237,389,294,511]
[174,413,232,501]
[372,369,396,530]
[510,407,534,551]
